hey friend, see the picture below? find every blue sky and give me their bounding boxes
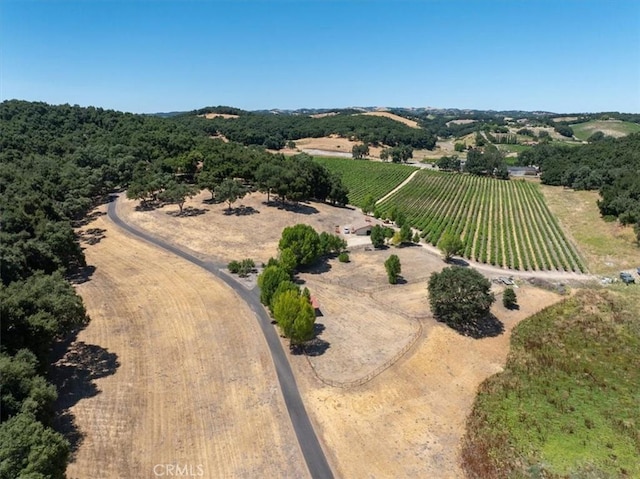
[2,0,639,113]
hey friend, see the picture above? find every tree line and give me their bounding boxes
[178,111,437,150]
[517,133,640,229]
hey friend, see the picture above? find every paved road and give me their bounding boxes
[107,197,334,479]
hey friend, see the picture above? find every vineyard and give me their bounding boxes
[376,170,586,272]
[313,157,417,206]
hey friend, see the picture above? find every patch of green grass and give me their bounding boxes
[540,185,640,274]
[496,143,532,154]
[571,120,640,141]
[462,288,640,478]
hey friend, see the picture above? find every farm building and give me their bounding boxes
[352,223,373,236]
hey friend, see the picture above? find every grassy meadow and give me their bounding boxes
[571,120,640,141]
[462,287,640,478]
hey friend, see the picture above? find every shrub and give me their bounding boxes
[338,252,350,263]
[503,287,517,309]
[384,254,401,284]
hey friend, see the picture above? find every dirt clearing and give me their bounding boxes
[62,206,308,478]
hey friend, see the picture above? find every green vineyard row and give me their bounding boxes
[312,156,417,206]
[376,170,586,272]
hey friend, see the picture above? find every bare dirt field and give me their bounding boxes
[112,192,566,477]
[360,111,420,128]
[63,205,308,478]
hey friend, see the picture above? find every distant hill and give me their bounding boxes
[571,119,640,140]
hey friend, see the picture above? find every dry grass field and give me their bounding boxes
[106,192,566,477]
[540,185,640,275]
[116,190,364,265]
[200,113,239,119]
[279,135,452,162]
[65,205,308,478]
[290,136,385,157]
[360,111,421,128]
[289,286,561,478]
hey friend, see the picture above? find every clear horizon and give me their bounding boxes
[2,0,639,115]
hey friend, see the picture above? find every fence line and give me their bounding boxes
[304,317,424,389]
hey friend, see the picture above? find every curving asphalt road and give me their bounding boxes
[107,197,334,479]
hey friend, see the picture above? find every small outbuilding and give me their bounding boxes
[352,223,373,236]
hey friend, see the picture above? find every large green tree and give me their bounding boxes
[0,350,57,422]
[215,178,247,211]
[158,180,197,215]
[272,289,316,347]
[438,231,464,262]
[361,193,376,215]
[428,266,496,335]
[0,272,89,365]
[0,412,70,479]
[257,265,291,306]
[278,224,321,267]
[352,143,370,159]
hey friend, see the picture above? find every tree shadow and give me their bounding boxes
[78,227,107,245]
[202,197,221,205]
[298,323,330,357]
[223,205,259,216]
[394,276,407,285]
[267,201,319,215]
[167,207,207,217]
[448,257,470,267]
[134,200,163,212]
[72,210,107,228]
[303,261,332,275]
[437,313,504,339]
[68,265,97,285]
[50,333,120,457]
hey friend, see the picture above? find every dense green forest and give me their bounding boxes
[517,134,640,226]
[179,110,437,150]
[0,100,347,478]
